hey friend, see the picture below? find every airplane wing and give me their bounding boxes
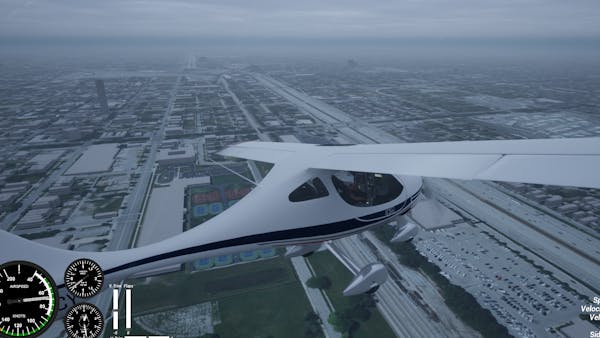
[219,141,313,163]
[220,138,600,188]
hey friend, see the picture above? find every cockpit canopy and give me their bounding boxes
[331,171,403,207]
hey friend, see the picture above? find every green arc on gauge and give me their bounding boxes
[0,261,57,338]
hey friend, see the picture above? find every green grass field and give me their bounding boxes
[307,251,397,338]
[115,256,319,338]
[217,282,313,338]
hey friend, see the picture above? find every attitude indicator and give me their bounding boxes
[65,259,104,299]
[0,261,58,338]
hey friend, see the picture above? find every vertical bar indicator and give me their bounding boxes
[113,289,119,310]
[125,288,132,329]
[113,288,119,331]
[113,311,119,331]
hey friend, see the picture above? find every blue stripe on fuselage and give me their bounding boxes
[77,190,421,283]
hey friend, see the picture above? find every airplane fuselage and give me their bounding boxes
[0,161,423,293]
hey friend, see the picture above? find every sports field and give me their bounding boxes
[187,173,254,228]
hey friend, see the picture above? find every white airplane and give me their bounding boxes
[1,137,599,314]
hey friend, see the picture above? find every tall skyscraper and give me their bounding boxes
[95,79,109,115]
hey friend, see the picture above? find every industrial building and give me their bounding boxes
[31,195,61,210]
[15,208,53,229]
[27,150,65,174]
[156,143,196,166]
[66,143,120,175]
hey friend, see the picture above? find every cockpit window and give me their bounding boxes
[254,160,274,178]
[331,171,403,207]
[289,177,329,202]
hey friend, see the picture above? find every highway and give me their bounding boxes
[253,72,398,143]
[291,256,341,338]
[362,232,479,337]
[91,75,183,327]
[334,235,479,338]
[462,180,600,265]
[110,75,183,252]
[220,75,271,142]
[428,178,600,296]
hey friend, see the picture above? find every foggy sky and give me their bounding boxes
[1,0,599,41]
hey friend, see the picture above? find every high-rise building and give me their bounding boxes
[95,79,109,115]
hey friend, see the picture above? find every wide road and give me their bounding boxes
[335,235,478,338]
[253,72,398,143]
[90,75,183,329]
[428,178,600,295]
[109,75,182,252]
[361,232,480,337]
[291,256,341,338]
[220,75,271,142]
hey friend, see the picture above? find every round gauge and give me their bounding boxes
[64,259,104,298]
[64,303,104,338]
[0,261,58,338]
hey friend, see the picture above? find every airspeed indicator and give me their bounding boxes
[0,261,58,338]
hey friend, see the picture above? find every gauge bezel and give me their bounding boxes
[63,303,105,338]
[64,258,104,299]
[0,260,59,338]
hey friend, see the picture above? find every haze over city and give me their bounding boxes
[0,1,599,338]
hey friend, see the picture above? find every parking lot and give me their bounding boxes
[415,223,585,338]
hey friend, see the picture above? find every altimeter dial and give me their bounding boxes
[64,259,104,299]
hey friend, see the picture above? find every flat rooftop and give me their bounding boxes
[156,144,196,162]
[28,150,65,170]
[136,176,210,247]
[66,143,120,175]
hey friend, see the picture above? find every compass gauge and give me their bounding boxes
[0,261,58,338]
[64,259,104,299]
[64,303,104,338]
